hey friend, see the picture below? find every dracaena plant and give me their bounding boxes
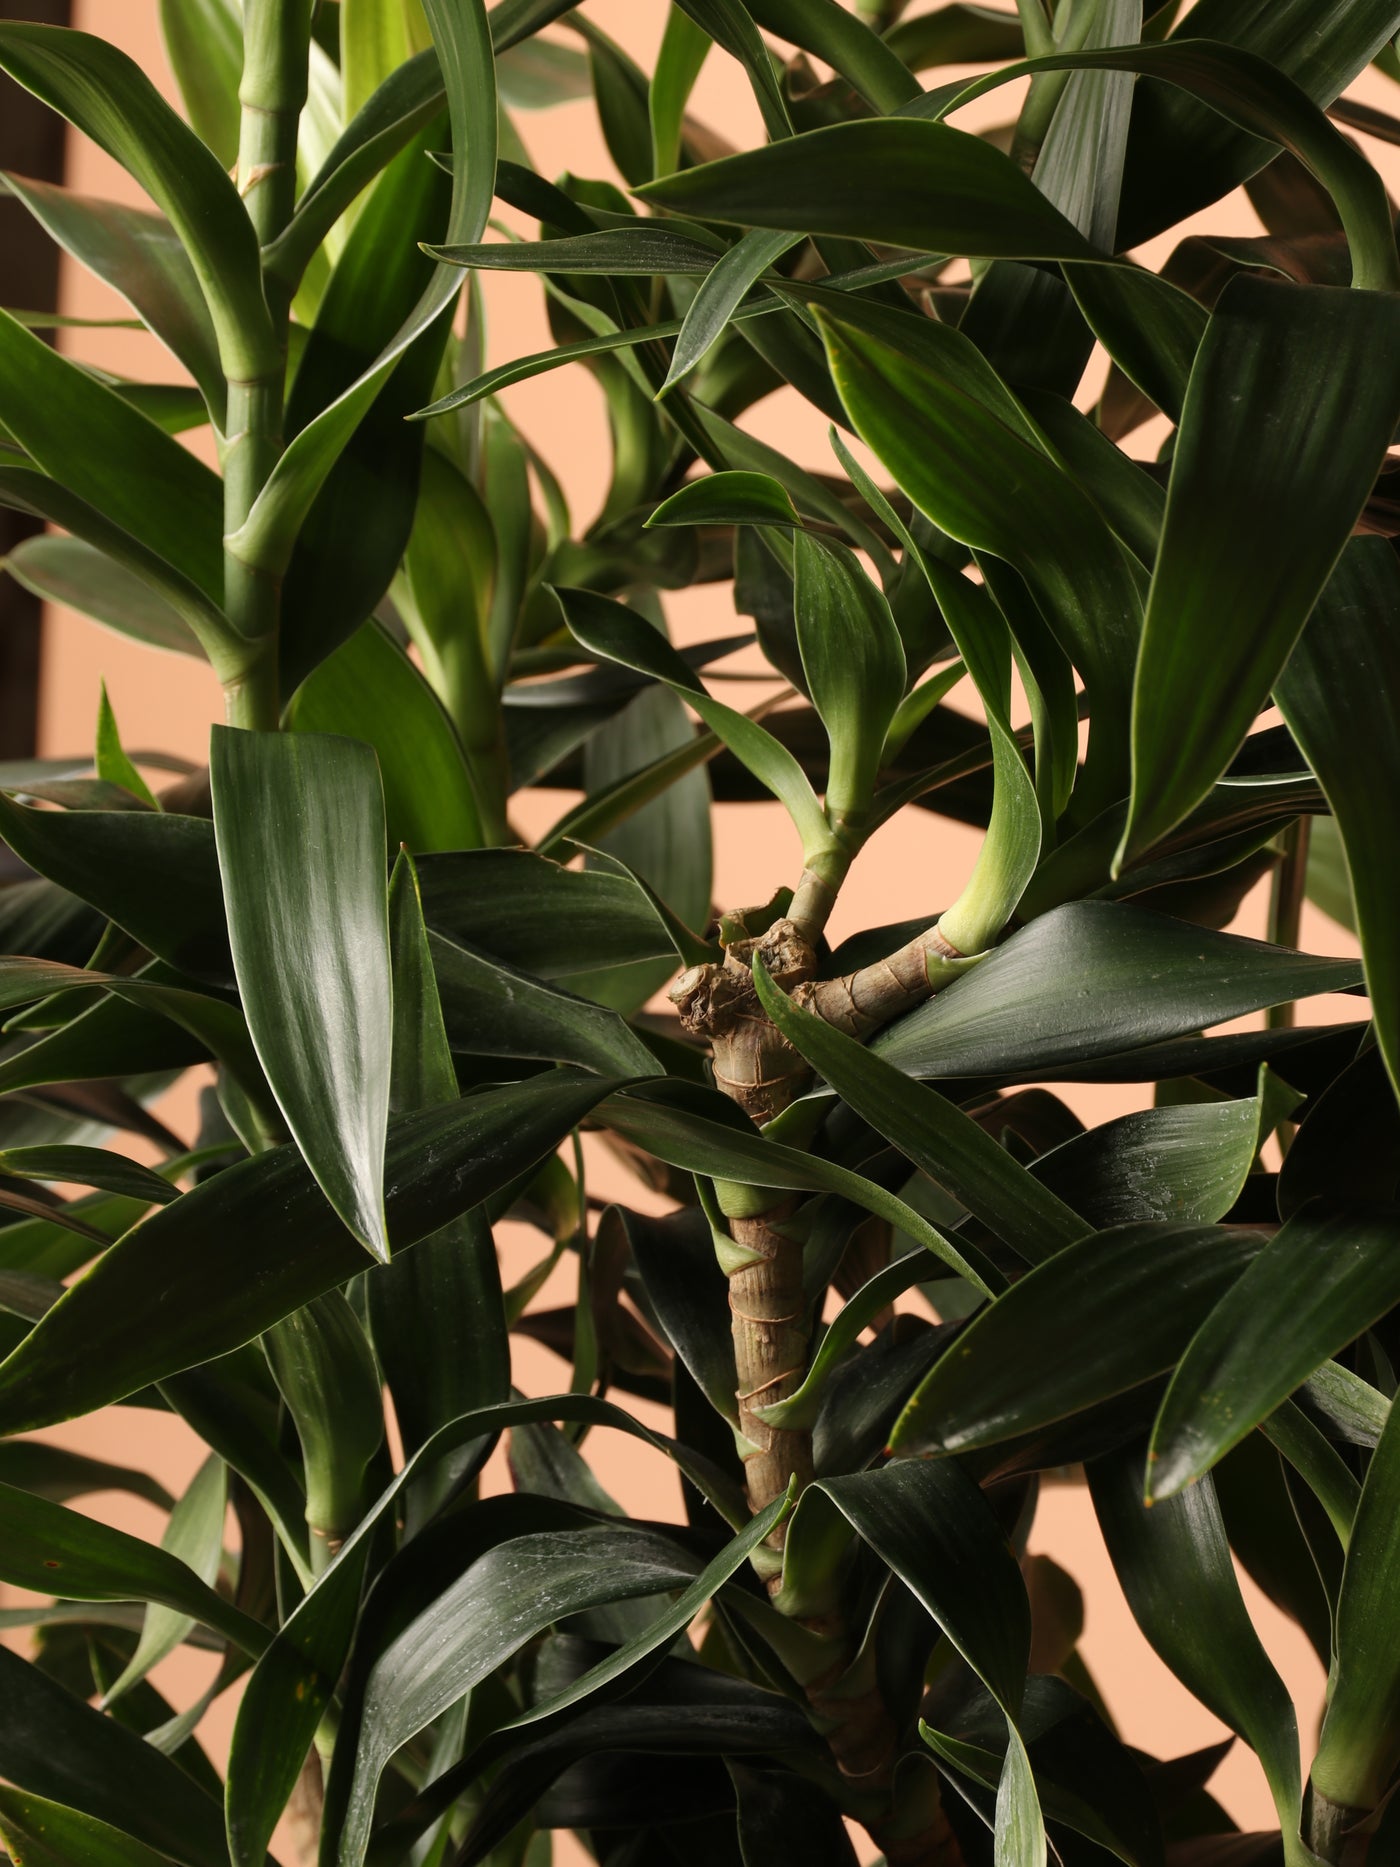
[2,0,1400,1864]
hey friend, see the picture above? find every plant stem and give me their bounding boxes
[1267,818,1313,1031]
[221,0,309,729]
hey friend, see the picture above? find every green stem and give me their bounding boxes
[222,634,283,732]
[236,0,312,249]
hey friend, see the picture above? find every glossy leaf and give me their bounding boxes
[0,1646,229,1867]
[0,175,224,423]
[0,22,273,377]
[640,118,1100,260]
[751,956,1086,1264]
[874,902,1362,1082]
[649,469,801,531]
[210,728,393,1261]
[1275,538,1400,1101]
[288,622,483,855]
[1090,1450,1302,1832]
[0,309,223,603]
[0,1146,179,1209]
[1120,277,1400,866]
[1312,1393,1400,1812]
[792,532,906,822]
[367,854,509,1465]
[664,230,801,391]
[0,1474,263,1657]
[1149,1206,1400,1500]
[227,0,496,582]
[0,1070,611,1435]
[0,1785,185,1867]
[889,1223,1261,1457]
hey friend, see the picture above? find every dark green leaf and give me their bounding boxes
[640,118,1099,261]
[0,1650,229,1867]
[210,728,393,1260]
[0,1785,185,1867]
[1275,539,1400,1102]
[0,1440,171,1511]
[0,309,223,605]
[1311,1391,1400,1814]
[0,1475,264,1656]
[649,470,802,531]
[1089,1450,1301,1829]
[889,1223,1261,1457]
[0,175,224,423]
[873,903,1362,1082]
[101,1456,228,1705]
[752,956,1086,1264]
[288,622,483,855]
[0,1070,610,1435]
[1150,1206,1400,1500]
[0,1146,178,1208]
[1120,278,1400,865]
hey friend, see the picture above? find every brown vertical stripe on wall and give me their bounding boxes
[0,0,71,762]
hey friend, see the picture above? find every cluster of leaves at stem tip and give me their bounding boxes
[4,0,1400,1863]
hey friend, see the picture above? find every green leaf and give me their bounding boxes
[1149,1206,1400,1501]
[0,1644,229,1867]
[288,622,483,854]
[0,1474,263,1657]
[939,40,1400,292]
[873,902,1362,1082]
[889,1222,1262,1457]
[913,555,1042,952]
[0,1146,179,1209]
[751,957,1086,1265]
[0,1441,172,1512]
[556,584,837,865]
[279,123,455,692]
[1276,539,1400,1104]
[811,296,1141,813]
[417,847,677,975]
[210,728,393,1261]
[227,0,496,582]
[1033,1095,1275,1230]
[158,0,241,169]
[0,1786,185,1867]
[601,1080,1003,1293]
[650,4,711,177]
[1119,277,1400,867]
[0,309,223,603]
[1089,1449,1302,1833]
[0,535,200,661]
[1068,260,1207,429]
[0,465,227,666]
[0,791,225,978]
[227,1390,758,1867]
[673,0,792,142]
[0,175,224,425]
[744,0,923,113]
[640,117,1100,261]
[663,230,801,392]
[93,685,158,812]
[262,49,447,296]
[0,1071,610,1434]
[792,532,905,823]
[367,854,509,1465]
[1312,1392,1400,1813]
[783,1460,1041,1866]
[429,225,724,274]
[885,4,1024,72]
[0,22,274,379]
[430,929,658,1075]
[101,1456,228,1706]
[343,0,434,124]
[649,469,801,531]
[334,1495,790,1867]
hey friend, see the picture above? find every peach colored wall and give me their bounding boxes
[13,2,1388,1855]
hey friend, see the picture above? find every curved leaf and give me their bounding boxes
[0,1070,612,1434]
[889,1222,1262,1457]
[1119,277,1400,866]
[210,728,393,1261]
[101,1456,229,1705]
[873,902,1362,1081]
[0,1786,184,1867]
[1149,1206,1400,1501]
[752,956,1086,1264]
